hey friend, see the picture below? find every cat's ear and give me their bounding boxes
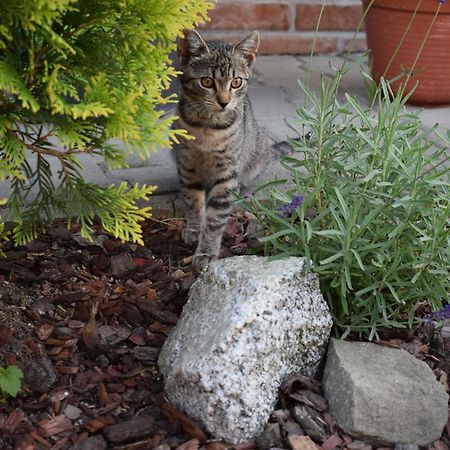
[177,30,210,65]
[233,30,260,67]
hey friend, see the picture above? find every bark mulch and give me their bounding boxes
[0,213,448,450]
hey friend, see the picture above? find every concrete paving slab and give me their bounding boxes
[409,105,450,136]
[106,165,180,194]
[2,54,449,220]
[297,54,369,106]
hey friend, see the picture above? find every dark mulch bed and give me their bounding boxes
[0,213,448,450]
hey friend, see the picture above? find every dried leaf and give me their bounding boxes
[98,382,108,406]
[82,304,99,349]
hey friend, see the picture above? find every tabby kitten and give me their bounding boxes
[175,30,269,270]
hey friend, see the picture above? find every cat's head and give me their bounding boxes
[177,30,259,120]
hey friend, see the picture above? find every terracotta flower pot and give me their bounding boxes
[363,0,450,105]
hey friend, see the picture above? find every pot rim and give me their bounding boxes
[362,0,450,14]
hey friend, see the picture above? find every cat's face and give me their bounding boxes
[177,31,259,120]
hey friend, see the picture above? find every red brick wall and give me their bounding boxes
[198,0,367,54]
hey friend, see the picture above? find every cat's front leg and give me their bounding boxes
[193,175,238,270]
[180,184,205,246]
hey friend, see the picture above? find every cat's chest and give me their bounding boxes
[180,121,239,154]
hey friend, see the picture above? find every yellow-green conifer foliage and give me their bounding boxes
[0,0,213,250]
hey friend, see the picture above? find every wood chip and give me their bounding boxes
[57,366,80,374]
[206,442,228,450]
[175,439,200,450]
[433,441,450,450]
[283,374,321,394]
[102,415,156,444]
[30,430,52,448]
[347,442,372,450]
[233,443,257,450]
[289,390,328,412]
[38,414,72,437]
[84,416,110,433]
[36,323,54,341]
[161,400,208,442]
[181,256,193,265]
[132,346,159,363]
[1,409,25,433]
[292,405,329,443]
[287,435,320,450]
[321,432,344,450]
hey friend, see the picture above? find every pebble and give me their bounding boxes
[64,404,82,420]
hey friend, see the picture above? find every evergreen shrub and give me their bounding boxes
[0,0,212,250]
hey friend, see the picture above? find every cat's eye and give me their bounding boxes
[200,77,214,88]
[231,78,243,89]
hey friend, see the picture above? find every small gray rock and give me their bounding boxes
[158,256,332,444]
[64,404,82,421]
[23,353,58,394]
[323,339,448,446]
[70,435,107,450]
[394,444,419,450]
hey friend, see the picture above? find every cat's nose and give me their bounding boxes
[218,101,229,109]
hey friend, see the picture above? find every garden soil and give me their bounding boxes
[0,214,448,450]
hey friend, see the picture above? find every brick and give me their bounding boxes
[259,35,338,55]
[344,38,367,53]
[296,4,364,31]
[200,31,338,55]
[199,3,291,30]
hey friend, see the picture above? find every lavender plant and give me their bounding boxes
[249,75,450,339]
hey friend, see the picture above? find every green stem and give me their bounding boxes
[405,3,443,86]
[341,0,375,71]
[383,0,423,78]
[305,0,327,93]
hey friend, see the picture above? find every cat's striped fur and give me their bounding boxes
[174,30,269,270]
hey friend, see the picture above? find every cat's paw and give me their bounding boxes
[192,253,217,271]
[182,227,199,246]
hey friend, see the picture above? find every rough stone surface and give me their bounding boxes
[323,338,449,446]
[158,255,332,444]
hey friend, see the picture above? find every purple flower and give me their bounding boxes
[439,0,446,4]
[278,194,304,218]
[424,303,450,323]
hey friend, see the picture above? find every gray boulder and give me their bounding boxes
[158,255,332,444]
[323,338,448,446]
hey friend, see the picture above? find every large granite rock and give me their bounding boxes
[323,338,448,446]
[158,255,332,444]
